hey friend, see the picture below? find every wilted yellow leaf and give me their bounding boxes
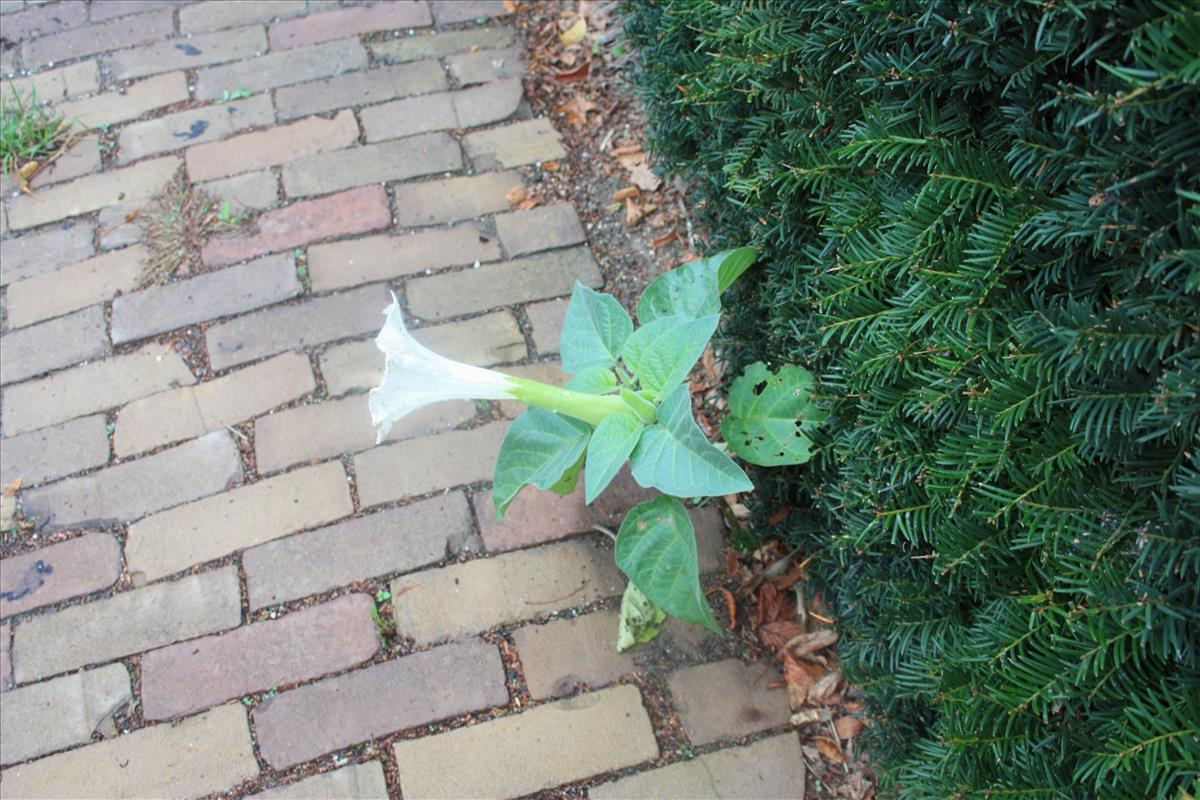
[559,17,587,47]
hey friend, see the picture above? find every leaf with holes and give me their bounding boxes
[722,362,825,466]
[560,283,633,372]
[493,408,592,519]
[585,412,643,503]
[621,314,717,398]
[636,247,757,324]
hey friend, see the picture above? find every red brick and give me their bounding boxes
[22,8,175,68]
[187,109,359,182]
[0,533,121,619]
[141,594,379,720]
[269,2,432,50]
[201,185,390,266]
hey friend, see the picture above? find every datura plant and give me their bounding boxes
[369,248,825,649]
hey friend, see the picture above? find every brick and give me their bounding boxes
[276,60,445,120]
[244,494,473,609]
[281,132,461,198]
[406,246,602,321]
[106,24,268,80]
[195,38,368,101]
[4,244,145,329]
[465,117,566,170]
[1,344,196,436]
[0,0,87,40]
[591,733,806,800]
[0,306,107,386]
[393,684,657,798]
[0,703,257,799]
[497,202,585,257]
[114,352,314,457]
[27,134,99,189]
[250,762,388,800]
[360,91,455,142]
[0,61,98,105]
[393,170,522,227]
[141,593,378,720]
[390,538,624,644]
[187,108,357,182]
[0,221,93,286]
[6,155,179,231]
[201,185,388,266]
[21,431,241,531]
[667,659,792,746]
[0,415,110,488]
[181,0,306,35]
[269,2,431,50]
[0,532,120,619]
[354,422,506,508]
[205,282,389,370]
[110,252,301,344]
[0,663,130,766]
[309,223,501,292]
[514,610,633,699]
[430,0,509,24]
[55,71,189,129]
[201,169,278,212]
[453,78,524,128]
[95,204,142,249]
[126,461,352,583]
[11,566,241,682]
[118,93,274,163]
[371,26,514,64]
[254,640,506,769]
[446,45,523,87]
[22,9,175,68]
[89,0,188,22]
[0,622,10,692]
[0,497,14,532]
[254,395,473,474]
[526,297,566,355]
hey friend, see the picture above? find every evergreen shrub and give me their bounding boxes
[624,2,1199,796]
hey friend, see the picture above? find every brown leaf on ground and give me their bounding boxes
[556,94,599,128]
[612,185,639,202]
[788,628,839,658]
[628,160,662,191]
[782,650,818,709]
[810,669,843,705]
[506,186,528,205]
[760,620,806,651]
[503,0,518,12]
[543,160,560,171]
[835,715,865,740]
[518,196,542,210]
[814,736,846,765]
[16,161,37,194]
[553,62,590,82]
[611,142,643,156]
[625,198,649,225]
[651,228,678,248]
[2,480,22,496]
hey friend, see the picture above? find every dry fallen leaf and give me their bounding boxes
[517,196,541,210]
[2,479,22,496]
[543,160,560,172]
[16,160,38,194]
[790,707,831,726]
[814,736,846,765]
[627,159,662,192]
[506,186,527,205]
[651,228,679,248]
[810,669,843,705]
[559,17,587,47]
[553,62,590,82]
[835,715,865,740]
[760,620,806,651]
[612,185,639,202]
[556,94,599,129]
[788,628,839,659]
[624,198,646,225]
[503,0,518,12]
[611,142,643,156]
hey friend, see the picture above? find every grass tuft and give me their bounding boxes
[0,83,71,176]
[139,172,252,287]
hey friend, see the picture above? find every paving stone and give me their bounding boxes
[106,24,268,80]
[354,422,507,509]
[55,71,189,129]
[0,415,110,488]
[0,61,98,105]
[406,246,602,321]
[269,1,431,50]
[393,684,657,799]
[526,297,566,355]
[1,344,196,436]
[446,45,524,86]
[496,202,585,258]
[195,38,368,101]
[28,134,100,189]
[430,0,509,24]
[4,244,146,329]
[114,352,314,457]
[126,461,352,583]
[88,0,188,22]
[0,702,257,799]
[254,640,506,769]
[393,170,521,227]
[453,78,524,128]
[201,185,389,267]
[0,495,14,530]
[95,207,142,249]
[180,0,307,34]
[0,221,93,286]
[465,117,566,170]
[0,622,10,692]
[205,282,389,370]
[0,663,130,766]
[391,538,624,644]
[275,60,445,120]
[11,566,241,682]
[243,493,473,609]
[513,610,633,700]
[6,155,179,231]
[201,169,279,212]
[0,306,108,386]
[187,108,357,182]
[0,532,120,619]
[21,431,241,532]
[0,0,87,39]
[254,395,473,474]
[118,93,275,163]
[111,252,300,344]
[308,223,500,292]
[21,8,175,67]
[142,593,378,720]
[591,733,806,800]
[282,132,461,197]
[371,26,514,63]
[668,659,792,746]
[250,762,389,800]
[360,91,455,142]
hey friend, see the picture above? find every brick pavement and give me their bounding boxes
[0,2,800,797]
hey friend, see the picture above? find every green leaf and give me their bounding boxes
[616,496,718,632]
[549,450,585,495]
[621,314,718,398]
[584,412,644,503]
[619,387,657,424]
[493,408,591,519]
[560,283,633,372]
[635,247,757,324]
[565,366,618,395]
[616,582,666,651]
[721,362,826,466]
[715,246,758,292]
[630,384,753,496]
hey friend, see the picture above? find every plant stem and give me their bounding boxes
[506,376,628,426]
